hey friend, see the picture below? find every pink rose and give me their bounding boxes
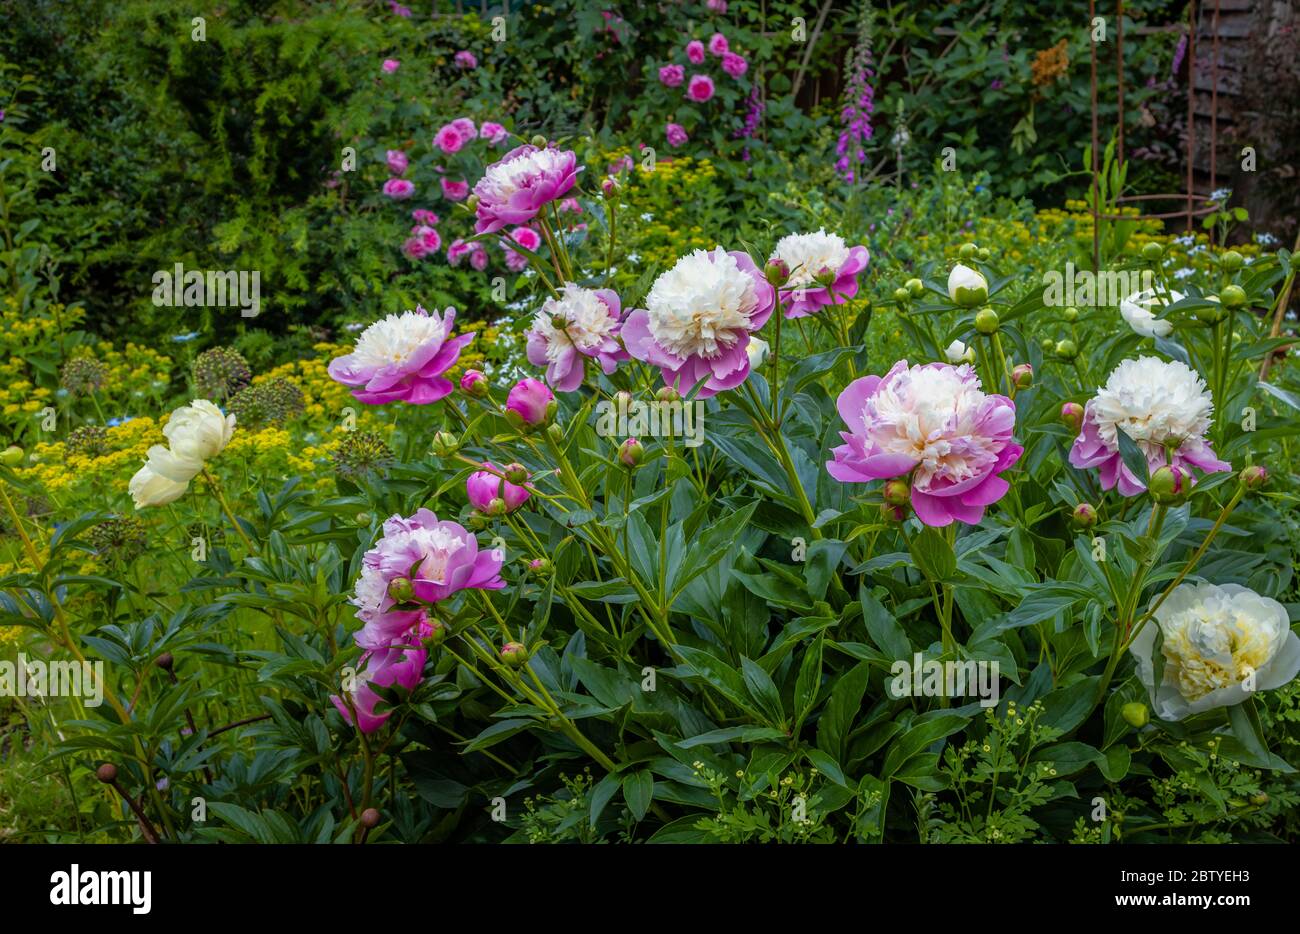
[659,64,685,88]
[441,178,469,201]
[686,40,706,64]
[666,122,689,147]
[708,32,729,56]
[382,178,415,199]
[386,149,409,175]
[687,74,715,102]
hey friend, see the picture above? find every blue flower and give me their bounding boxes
[171,331,200,343]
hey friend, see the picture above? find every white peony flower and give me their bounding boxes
[1119,288,1182,338]
[769,229,850,289]
[349,309,449,370]
[1090,356,1212,457]
[746,336,770,369]
[947,264,988,306]
[645,247,760,359]
[129,399,236,509]
[944,339,974,364]
[1130,582,1300,720]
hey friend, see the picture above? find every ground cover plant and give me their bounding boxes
[2,0,1300,846]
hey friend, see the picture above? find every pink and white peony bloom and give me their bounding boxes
[686,74,715,102]
[382,178,414,199]
[467,462,532,513]
[769,229,870,318]
[659,64,685,87]
[479,121,509,144]
[473,144,581,234]
[621,247,775,397]
[827,361,1022,527]
[1130,582,1300,721]
[526,284,627,391]
[328,306,474,405]
[331,622,429,734]
[1068,356,1230,496]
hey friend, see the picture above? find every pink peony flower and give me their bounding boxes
[460,370,487,395]
[558,197,582,214]
[686,74,715,102]
[386,149,409,175]
[708,32,729,56]
[402,236,431,260]
[659,64,685,88]
[504,248,529,273]
[467,462,531,513]
[622,247,775,398]
[382,58,400,73]
[526,284,627,392]
[451,117,477,145]
[769,230,870,318]
[472,144,582,234]
[446,238,475,266]
[455,50,478,69]
[1068,356,1230,496]
[510,226,542,251]
[666,122,689,147]
[382,178,415,199]
[414,225,441,252]
[707,0,728,12]
[505,378,556,427]
[827,361,1022,527]
[441,178,469,201]
[411,208,439,226]
[469,247,489,271]
[328,306,474,405]
[433,124,465,154]
[721,51,748,78]
[686,40,706,64]
[479,121,509,144]
[331,623,429,733]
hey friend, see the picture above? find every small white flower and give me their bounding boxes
[746,336,770,369]
[944,339,974,364]
[645,247,760,359]
[1119,288,1181,338]
[1090,356,1212,457]
[947,264,988,306]
[640,213,653,222]
[769,229,850,289]
[1130,582,1300,720]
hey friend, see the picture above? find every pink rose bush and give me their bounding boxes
[328,306,474,404]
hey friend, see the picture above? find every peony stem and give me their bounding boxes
[202,468,257,556]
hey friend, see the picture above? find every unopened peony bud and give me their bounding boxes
[1011,363,1033,389]
[977,247,990,262]
[0,445,23,467]
[155,652,174,671]
[1141,242,1163,262]
[1239,464,1268,491]
[503,463,529,485]
[1149,465,1188,505]
[96,763,118,783]
[530,134,549,148]
[1055,339,1078,360]
[1220,284,1247,308]
[355,511,373,527]
[460,369,488,398]
[746,336,770,369]
[949,265,988,307]
[1220,250,1243,272]
[1121,702,1149,728]
[1061,402,1084,432]
[945,340,974,364]
[1071,503,1098,530]
[505,378,556,429]
[883,479,909,507]
[764,258,789,286]
[958,242,979,261]
[619,437,645,467]
[527,557,552,577]
[424,619,449,645]
[905,277,925,297]
[360,808,382,829]
[430,431,459,456]
[1062,305,1079,322]
[880,502,908,522]
[388,577,415,603]
[655,386,680,403]
[893,287,911,303]
[500,641,529,667]
[974,307,999,334]
[813,266,837,288]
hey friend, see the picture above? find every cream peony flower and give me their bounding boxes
[746,335,770,369]
[1089,356,1212,458]
[1119,288,1181,338]
[1130,582,1300,720]
[944,339,974,364]
[644,247,762,359]
[129,400,236,509]
[769,229,851,289]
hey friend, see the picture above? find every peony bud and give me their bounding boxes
[619,437,645,467]
[1071,503,1098,530]
[1040,337,1055,352]
[96,763,118,784]
[948,264,988,307]
[388,577,415,603]
[1220,250,1243,272]
[355,511,373,527]
[764,258,790,286]
[655,386,680,403]
[958,242,979,261]
[505,378,556,429]
[1055,339,1078,360]
[883,479,910,507]
[460,369,489,398]
[1062,305,1079,323]
[1121,701,1149,729]
[500,641,529,667]
[813,266,837,288]
[529,134,549,148]
[1239,464,1268,491]
[974,307,999,334]
[601,176,618,198]
[424,618,449,646]
[1011,363,1033,389]
[467,462,531,513]
[1149,465,1188,505]
[746,336,770,369]
[0,445,23,467]
[944,339,974,364]
[360,808,382,829]
[1220,284,1247,308]
[893,287,911,303]
[905,277,925,297]
[504,462,529,485]
[1141,241,1163,262]
[976,247,990,262]
[880,502,908,522]
[1060,402,1084,432]
[430,430,460,456]
[527,557,552,578]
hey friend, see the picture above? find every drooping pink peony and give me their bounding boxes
[382,178,415,199]
[659,64,685,88]
[686,74,715,102]
[708,32,729,56]
[1068,356,1230,496]
[827,361,1022,527]
[331,622,429,734]
[473,144,582,234]
[479,121,509,144]
[433,124,465,154]
[386,149,409,175]
[441,178,469,201]
[666,122,689,147]
[768,230,870,318]
[721,51,748,78]
[382,58,400,73]
[622,247,775,398]
[505,378,556,426]
[455,50,478,69]
[686,40,706,64]
[467,462,532,513]
[526,284,627,392]
[328,306,474,405]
